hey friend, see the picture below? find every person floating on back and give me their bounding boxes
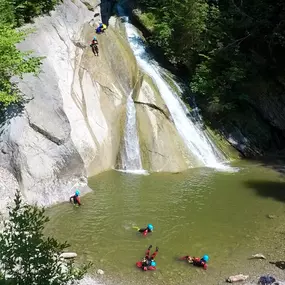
[70,190,82,206]
[136,245,159,271]
[180,254,209,270]
[90,36,99,56]
[133,224,154,236]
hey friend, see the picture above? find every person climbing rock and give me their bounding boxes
[95,26,102,34]
[136,245,159,271]
[95,23,107,34]
[101,23,107,32]
[70,190,82,206]
[90,36,99,56]
[136,224,154,236]
[180,254,209,270]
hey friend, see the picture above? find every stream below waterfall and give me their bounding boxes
[46,160,285,284]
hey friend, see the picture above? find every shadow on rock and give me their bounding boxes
[100,0,116,26]
[245,180,285,203]
[0,101,25,133]
[270,261,285,270]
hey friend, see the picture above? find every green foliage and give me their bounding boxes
[135,11,156,32]
[137,0,212,65]
[0,190,91,285]
[137,0,285,150]
[0,25,42,106]
[0,0,58,109]
[1,0,59,27]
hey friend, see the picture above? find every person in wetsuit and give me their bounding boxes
[138,224,154,236]
[180,254,209,270]
[136,245,159,271]
[90,36,99,56]
[70,190,81,206]
[95,23,107,34]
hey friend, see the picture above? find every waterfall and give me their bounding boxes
[119,93,145,174]
[116,4,234,171]
[121,29,228,170]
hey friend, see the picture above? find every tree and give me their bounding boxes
[0,190,90,285]
[0,0,59,110]
[0,0,59,27]
[0,25,42,107]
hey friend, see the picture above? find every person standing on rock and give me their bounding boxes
[70,190,82,206]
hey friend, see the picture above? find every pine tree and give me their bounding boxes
[0,190,90,285]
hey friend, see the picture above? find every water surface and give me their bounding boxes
[46,162,285,284]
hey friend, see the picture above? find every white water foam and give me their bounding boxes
[119,93,146,173]
[125,30,229,170]
[115,168,149,175]
[117,5,237,172]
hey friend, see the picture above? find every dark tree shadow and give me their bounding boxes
[0,90,33,136]
[100,0,116,26]
[252,156,285,176]
[0,101,25,131]
[245,180,285,203]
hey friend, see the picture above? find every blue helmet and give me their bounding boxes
[202,255,209,262]
[150,261,156,267]
[75,190,80,196]
[147,224,154,231]
[93,36,97,41]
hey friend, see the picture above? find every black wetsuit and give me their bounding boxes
[70,195,81,206]
[138,227,152,233]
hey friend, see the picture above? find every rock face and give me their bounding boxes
[0,0,228,210]
[136,79,191,171]
[0,0,135,208]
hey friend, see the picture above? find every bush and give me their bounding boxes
[0,0,59,110]
[0,190,91,285]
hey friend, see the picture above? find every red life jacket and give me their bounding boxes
[192,257,207,270]
[136,261,156,271]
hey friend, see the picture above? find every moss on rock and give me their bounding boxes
[132,9,156,33]
[206,127,240,160]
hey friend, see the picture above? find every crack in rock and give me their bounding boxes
[134,101,172,121]
[146,148,165,157]
[28,121,66,146]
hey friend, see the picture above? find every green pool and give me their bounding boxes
[46,161,285,284]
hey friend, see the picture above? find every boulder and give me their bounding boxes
[267,214,276,219]
[251,254,266,260]
[96,269,104,275]
[60,252,78,259]
[226,274,249,283]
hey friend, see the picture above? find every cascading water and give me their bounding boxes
[119,93,145,173]
[161,70,226,164]
[117,6,228,170]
